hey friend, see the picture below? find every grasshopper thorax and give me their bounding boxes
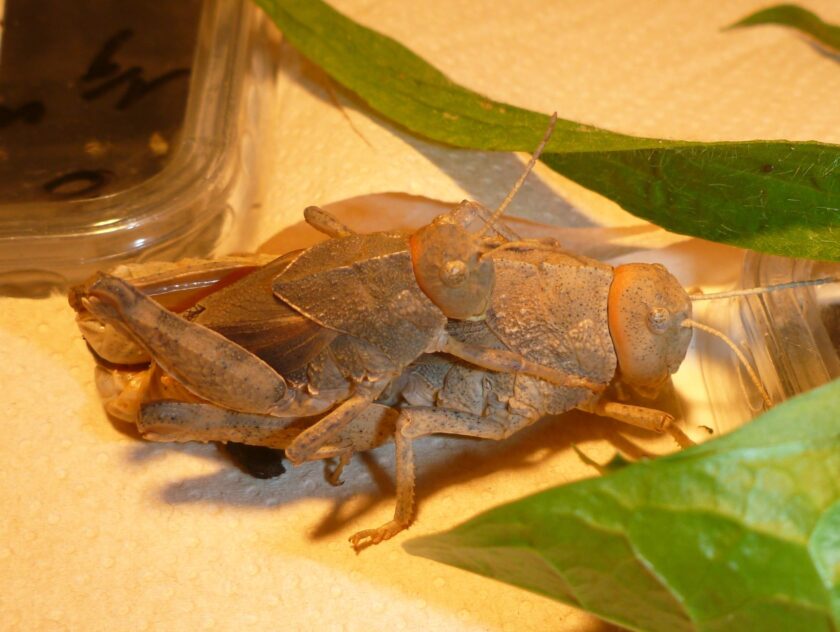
[409,217,494,320]
[608,263,692,397]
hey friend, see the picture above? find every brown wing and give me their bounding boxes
[272,232,447,367]
[189,253,338,376]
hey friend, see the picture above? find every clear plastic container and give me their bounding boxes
[0,0,258,290]
[698,251,840,433]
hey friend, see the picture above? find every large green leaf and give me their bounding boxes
[730,4,840,52]
[405,380,840,632]
[254,0,840,261]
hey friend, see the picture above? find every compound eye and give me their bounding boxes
[647,306,671,334]
[440,259,468,287]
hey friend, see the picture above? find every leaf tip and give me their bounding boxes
[403,531,457,561]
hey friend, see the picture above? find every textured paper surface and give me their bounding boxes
[3,1,839,630]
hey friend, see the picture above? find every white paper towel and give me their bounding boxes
[2,1,839,630]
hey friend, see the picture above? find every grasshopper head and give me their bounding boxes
[409,217,494,320]
[608,263,692,397]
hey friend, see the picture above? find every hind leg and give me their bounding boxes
[139,400,398,455]
[139,401,308,447]
[79,274,292,416]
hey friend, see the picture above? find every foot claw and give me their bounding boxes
[325,452,351,486]
[349,520,406,551]
[667,424,695,448]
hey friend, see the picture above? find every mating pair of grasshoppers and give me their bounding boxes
[72,119,801,549]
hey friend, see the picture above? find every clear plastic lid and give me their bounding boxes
[698,251,840,433]
[0,0,256,290]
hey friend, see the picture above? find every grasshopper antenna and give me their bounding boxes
[690,277,838,301]
[479,113,558,237]
[681,318,773,409]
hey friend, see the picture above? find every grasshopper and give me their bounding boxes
[71,118,808,549]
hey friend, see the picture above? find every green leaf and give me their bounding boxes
[730,4,840,52]
[405,380,840,632]
[254,0,840,261]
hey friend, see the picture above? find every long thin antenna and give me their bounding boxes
[479,113,558,237]
[690,277,838,301]
[683,318,772,409]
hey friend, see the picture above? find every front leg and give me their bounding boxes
[439,334,605,393]
[583,397,694,447]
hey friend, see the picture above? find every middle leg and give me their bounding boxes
[349,406,536,549]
